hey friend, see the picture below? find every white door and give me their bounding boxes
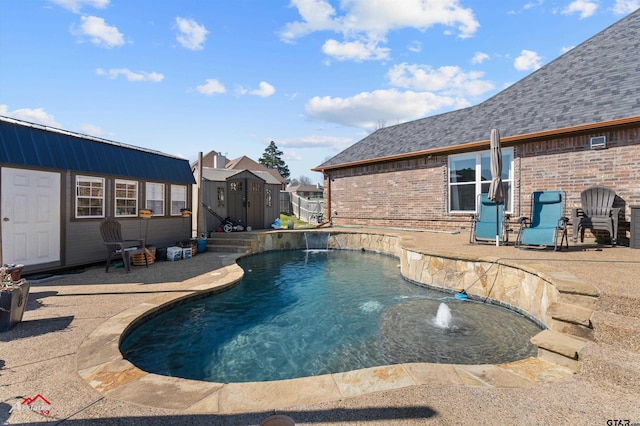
[1,167,61,266]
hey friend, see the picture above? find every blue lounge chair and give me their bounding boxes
[515,190,569,251]
[470,193,510,245]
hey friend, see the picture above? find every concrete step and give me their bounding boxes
[531,329,590,371]
[548,302,595,340]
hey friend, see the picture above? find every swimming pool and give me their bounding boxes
[120,250,542,383]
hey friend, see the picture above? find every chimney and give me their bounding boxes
[213,154,227,169]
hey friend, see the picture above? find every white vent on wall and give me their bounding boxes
[590,136,606,149]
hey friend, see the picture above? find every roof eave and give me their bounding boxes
[313,115,640,172]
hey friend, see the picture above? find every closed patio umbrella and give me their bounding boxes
[487,128,505,246]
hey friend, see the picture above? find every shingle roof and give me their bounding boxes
[0,116,196,184]
[226,155,287,184]
[201,167,283,185]
[317,9,640,170]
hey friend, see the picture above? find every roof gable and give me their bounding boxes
[227,155,286,183]
[0,117,196,184]
[317,9,640,170]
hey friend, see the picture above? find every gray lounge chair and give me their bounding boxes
[100,217,148,272]
[572,186,619,246]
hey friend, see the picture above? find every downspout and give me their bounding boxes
[197,151,204,238]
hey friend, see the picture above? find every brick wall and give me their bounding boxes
[323,126,640,241]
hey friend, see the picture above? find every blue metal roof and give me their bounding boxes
[0,117,195,184]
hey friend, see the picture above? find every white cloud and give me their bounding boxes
[278,134,354,150]
[175,17,208,50]
[407,40,422,53]
[613,0,640,14]
[79,123,109,136]
[562,0,598,18]
[0,105,62,128]
[49,0,109,13]
[322,39,390,61]
[96,68,164,82]
[305,89,467,130]
[72,15,124,48]
[471,52,490,64]
[250,82,276,97]
[514,49,542,71]
[196,79,226,95]
[387,63,494,97]
[280,0,479,61]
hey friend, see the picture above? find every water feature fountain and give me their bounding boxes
[303,232,329,250]
[433,303,452,329]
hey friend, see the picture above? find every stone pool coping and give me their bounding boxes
[76,229,589,414]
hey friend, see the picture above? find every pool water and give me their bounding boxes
[120,250,542,383]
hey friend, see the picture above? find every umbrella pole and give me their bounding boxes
[496,206,500,247]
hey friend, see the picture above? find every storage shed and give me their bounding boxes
[0,116,196,273]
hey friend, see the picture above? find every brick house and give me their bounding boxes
[313,9,640,244]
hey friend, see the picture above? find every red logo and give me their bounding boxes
[11,394,51,415]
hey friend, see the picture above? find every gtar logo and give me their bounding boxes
[10,394,51,415]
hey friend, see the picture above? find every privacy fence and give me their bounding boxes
[281,192,324,224]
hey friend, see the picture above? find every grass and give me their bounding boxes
[279,214,315,229]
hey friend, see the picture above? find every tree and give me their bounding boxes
[259,141,290,180]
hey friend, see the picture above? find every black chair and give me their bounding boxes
[99,217,148,273]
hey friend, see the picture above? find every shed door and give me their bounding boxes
[1,167,61,266]
[227,179,246,225]
[246,179,264,229]
[226,177,264,229]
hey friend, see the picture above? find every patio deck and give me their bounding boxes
[1,229,638,425]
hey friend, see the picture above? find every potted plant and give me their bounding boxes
[0,264,30,332]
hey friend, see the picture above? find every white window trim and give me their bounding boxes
[75,175,105,219]
[115,179,138,218]
[146,182,165,216]
[448,148,513,214]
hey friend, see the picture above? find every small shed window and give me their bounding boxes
[217,187,225,208]
[76,175,105,218]
[146,182,165,216]
[266,188,272,207]
[115,179,138,217]
[170,184,187,216]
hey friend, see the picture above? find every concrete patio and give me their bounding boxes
[1,229,639,425]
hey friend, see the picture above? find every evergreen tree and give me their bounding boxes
[259,141,290,180]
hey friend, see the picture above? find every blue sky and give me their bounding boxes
[1,0,638,184]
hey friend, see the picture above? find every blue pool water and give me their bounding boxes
[120,250,541,383]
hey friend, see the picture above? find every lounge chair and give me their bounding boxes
[100,217,148,273]
[572,186,619,246]
[515,190,569,251]
[470,193,510,245]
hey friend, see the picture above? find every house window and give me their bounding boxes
[265,188,272,207]
[171,184,187,216]
[146,182,165,216]
[115,179,138,217]
[76,176,104,218]
[448,148,513,213]
[251,182,261,192]
[217,187,225,208]
[230,181,243,191]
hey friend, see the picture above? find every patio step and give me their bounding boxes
[204,232,256,253]
[531,329,590,372]
[547,302,595,340]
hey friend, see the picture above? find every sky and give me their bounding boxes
[1,1,638,184]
